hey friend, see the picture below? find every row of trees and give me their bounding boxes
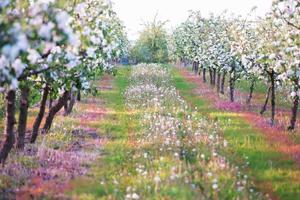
[0,0,128,164]
[169,0,299,131]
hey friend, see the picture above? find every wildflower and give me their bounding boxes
[170,174,176,180]
[212,183,218,190]
[154,176,161,184]
[143,153,148,158]
[237,186,244,192]
[132,193,140,199]
[223,140,228,147]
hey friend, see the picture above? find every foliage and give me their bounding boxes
[129,18,169,64]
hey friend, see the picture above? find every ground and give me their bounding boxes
[0,65,299,200]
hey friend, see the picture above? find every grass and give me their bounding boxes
[186,66,296,109]
[236,79,267,94]
[236,78,294,109]
[68,67,141,199]
[69,67,205,199]
[172,68,300,200]
[69,65,255,199]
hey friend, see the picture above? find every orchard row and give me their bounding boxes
[0,0,128,163]
[169,0,299,130]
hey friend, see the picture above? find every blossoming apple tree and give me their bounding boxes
[0,0,128,163]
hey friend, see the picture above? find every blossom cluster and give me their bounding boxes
[0,0,128,92]
[170,1,299,99]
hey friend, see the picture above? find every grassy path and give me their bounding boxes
[67,67,137,199]
[173,67,300,200]
[68,65,266,199]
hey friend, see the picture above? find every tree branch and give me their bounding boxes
[18,66,51,81]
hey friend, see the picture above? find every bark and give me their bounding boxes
[270,71,276,126]
[229,72,235,102]
[198,65,202,76]
[192,62,196,74]
[184,59,188,67]
[0,90,16,164]
[260,86,271,115]
[212,68,216,86]
[202,68,206,83]
[195,62,199,75]
[31,86,49,143]
[220,71,226,94]
[288,94,299,131]
[17,86,30,150]
[49,96,53,110]
[64,91,76,116]
[246,80,255,104]
[64,97,69,114]
[77,90,81,101]
[42,91,70,133]
[209,69,213,85]
[216,72,221,93]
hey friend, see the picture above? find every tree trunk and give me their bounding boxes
[270,71,276,126]
[77,90,81,101]
[212,68,217,86]
[246,80,255,104]
[64,91,76,116]
[184,59,188,67]
[216,72,221,93]
[17,86,30,150]
[220,71,226,94]
[64,99,69,114]
[288,94,299,131]
[229,72,235,102]
[42,91,70,133]
[195,62,199,75]
[260,86,271,115]
[192,61,196,74]
[198,64,202,76]
[49,95,53,110]
[31,86,49,143]
[0,90,16,164]
[209,69,213,85]
[202,68,206,83]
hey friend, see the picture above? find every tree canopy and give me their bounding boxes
[129,18,169,63]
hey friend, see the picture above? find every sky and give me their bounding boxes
[112,0,273,41]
